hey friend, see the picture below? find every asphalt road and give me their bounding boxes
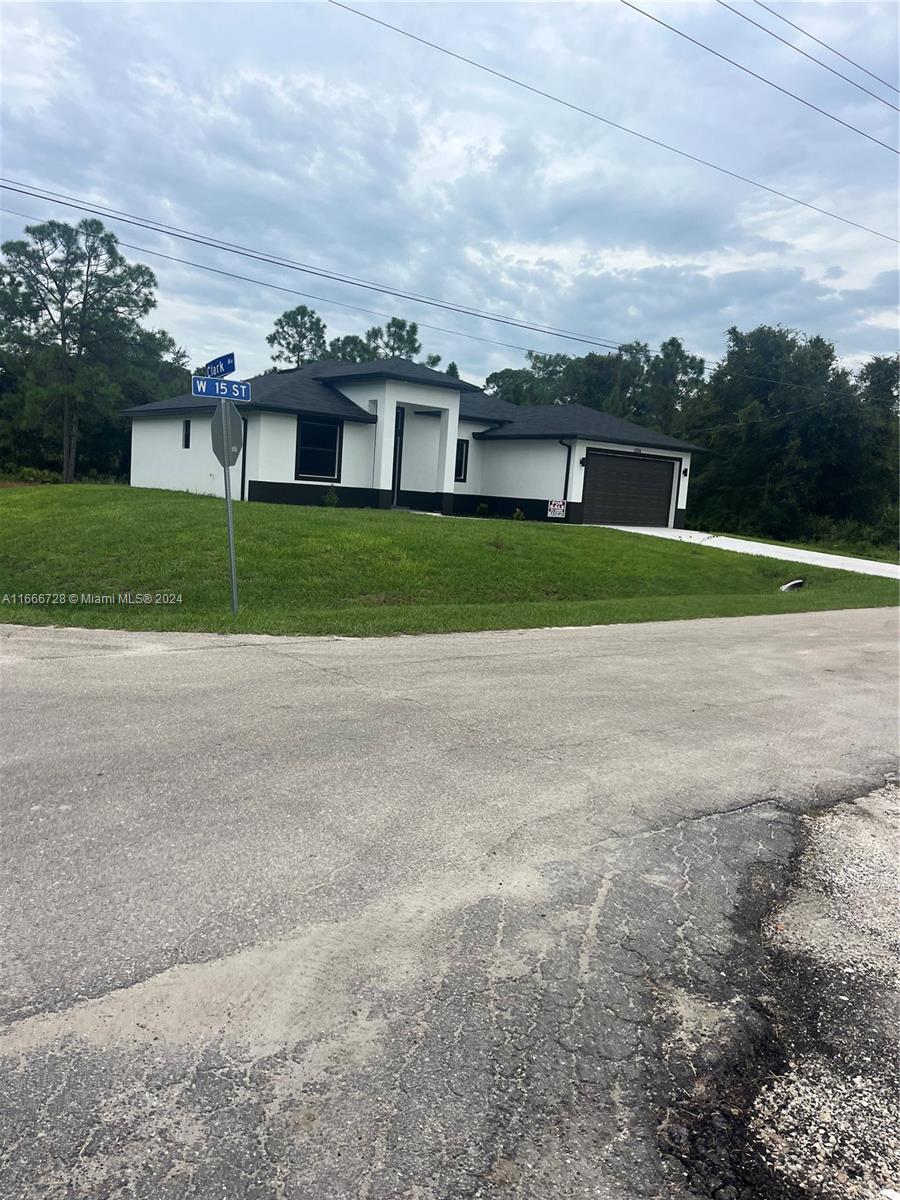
[1,608,897,1199]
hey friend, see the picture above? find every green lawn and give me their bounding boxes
[0,485,895,637]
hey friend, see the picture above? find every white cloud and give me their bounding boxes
[1,0,896,381]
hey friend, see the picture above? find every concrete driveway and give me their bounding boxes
[609,527,900,579]
[1,609,897,1199]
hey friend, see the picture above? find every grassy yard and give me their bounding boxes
[0,485,895,637]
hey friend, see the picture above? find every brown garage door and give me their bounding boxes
[582,451,676,526]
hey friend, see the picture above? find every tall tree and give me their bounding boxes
[638,337,705,433]
[266,305,328,368]
[327,334,370,363]
[484,366,541,406]
[365,317,434,362]
[1,219,157,481]
[328,317,441,367]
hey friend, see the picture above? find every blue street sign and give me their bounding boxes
[192,376,252,402]
[205,352,235,378]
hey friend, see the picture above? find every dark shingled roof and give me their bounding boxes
[473,402,703,451]
[125,357,487,421]
[123,370,376,422]
[459,392,519,423]
[300,358,483,392]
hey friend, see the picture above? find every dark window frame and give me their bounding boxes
[182,419,191,449]
[295,416,343,482]
[454,438,469,483]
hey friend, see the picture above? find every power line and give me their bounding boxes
[715,0,899,112]
[691,396,836,437]
[753,1,899,96]
[0,181,622,351]
[0,204,548,358]
[0,199,885,412]
[0,180,625,352]
[621,0,897,153]
[326,0,898,243]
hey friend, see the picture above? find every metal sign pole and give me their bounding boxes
[221,399,239,615]
[200,354,246,617]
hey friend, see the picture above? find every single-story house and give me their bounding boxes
[125,358,702,526]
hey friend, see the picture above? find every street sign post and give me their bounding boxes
[205,351,235,379]
[208,388,247,617]
[211,399,244,468]
[192,376,251,403]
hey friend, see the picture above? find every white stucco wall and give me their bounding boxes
[336,381,461,496]
[453,420,494,494]
[252,411,294,483]
[477,439,571,502]
[130,416,242,499]
[398,410,440,492]
[246,409,375,490]
[390,381,460,496]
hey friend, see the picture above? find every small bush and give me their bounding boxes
[322,486,339,508]
[512,508,526,521]
[474,503,490,518]
[489,534,505,551]
[2,466,62,484]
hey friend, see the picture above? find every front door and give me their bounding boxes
[391,406,405,506]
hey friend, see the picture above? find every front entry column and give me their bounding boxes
[435,404,459,514]
[371,391,397,507]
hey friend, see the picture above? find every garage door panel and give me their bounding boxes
[582,453,675,526]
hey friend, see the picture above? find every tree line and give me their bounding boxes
[265,303,457,377]
[485,334,897,549]
[1,219,896,550]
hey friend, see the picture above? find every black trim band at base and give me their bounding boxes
[249,481,392,509]
[674,508,687,529]
[453,494,582,523]
[247,482,588,525]
[396,490,455,515]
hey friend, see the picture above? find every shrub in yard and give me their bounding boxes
[322,486,339,507]
[512,508,525,521]
[475,503,490,517]
[5,466,63,484]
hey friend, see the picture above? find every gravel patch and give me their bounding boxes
[748,783,899,1198]
[655,781,899,1199]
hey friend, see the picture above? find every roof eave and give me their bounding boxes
[125,402,376,423]
[473,429,702,451]
[327,370,481,392]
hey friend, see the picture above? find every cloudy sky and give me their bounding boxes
[1,1,897,383]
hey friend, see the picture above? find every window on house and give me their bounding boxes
[454,438,469,483]
[182,419,191,449]
[295,418,342,480]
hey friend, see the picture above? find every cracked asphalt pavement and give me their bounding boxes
[1,607,897,1198]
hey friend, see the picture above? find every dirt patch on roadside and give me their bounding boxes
[654,782,899,1200]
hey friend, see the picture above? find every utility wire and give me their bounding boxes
[0,200,859,436]
[0,181,625,352]
[326,0,898,242]
[753,1,899,95]
[620,0,897,153]
[690,396,836,437]
[0,204,546,358]
[1,201,885,413]
[715,0,898,112]
[0,180,621,350]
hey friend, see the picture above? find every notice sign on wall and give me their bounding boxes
[547,499,567,519]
